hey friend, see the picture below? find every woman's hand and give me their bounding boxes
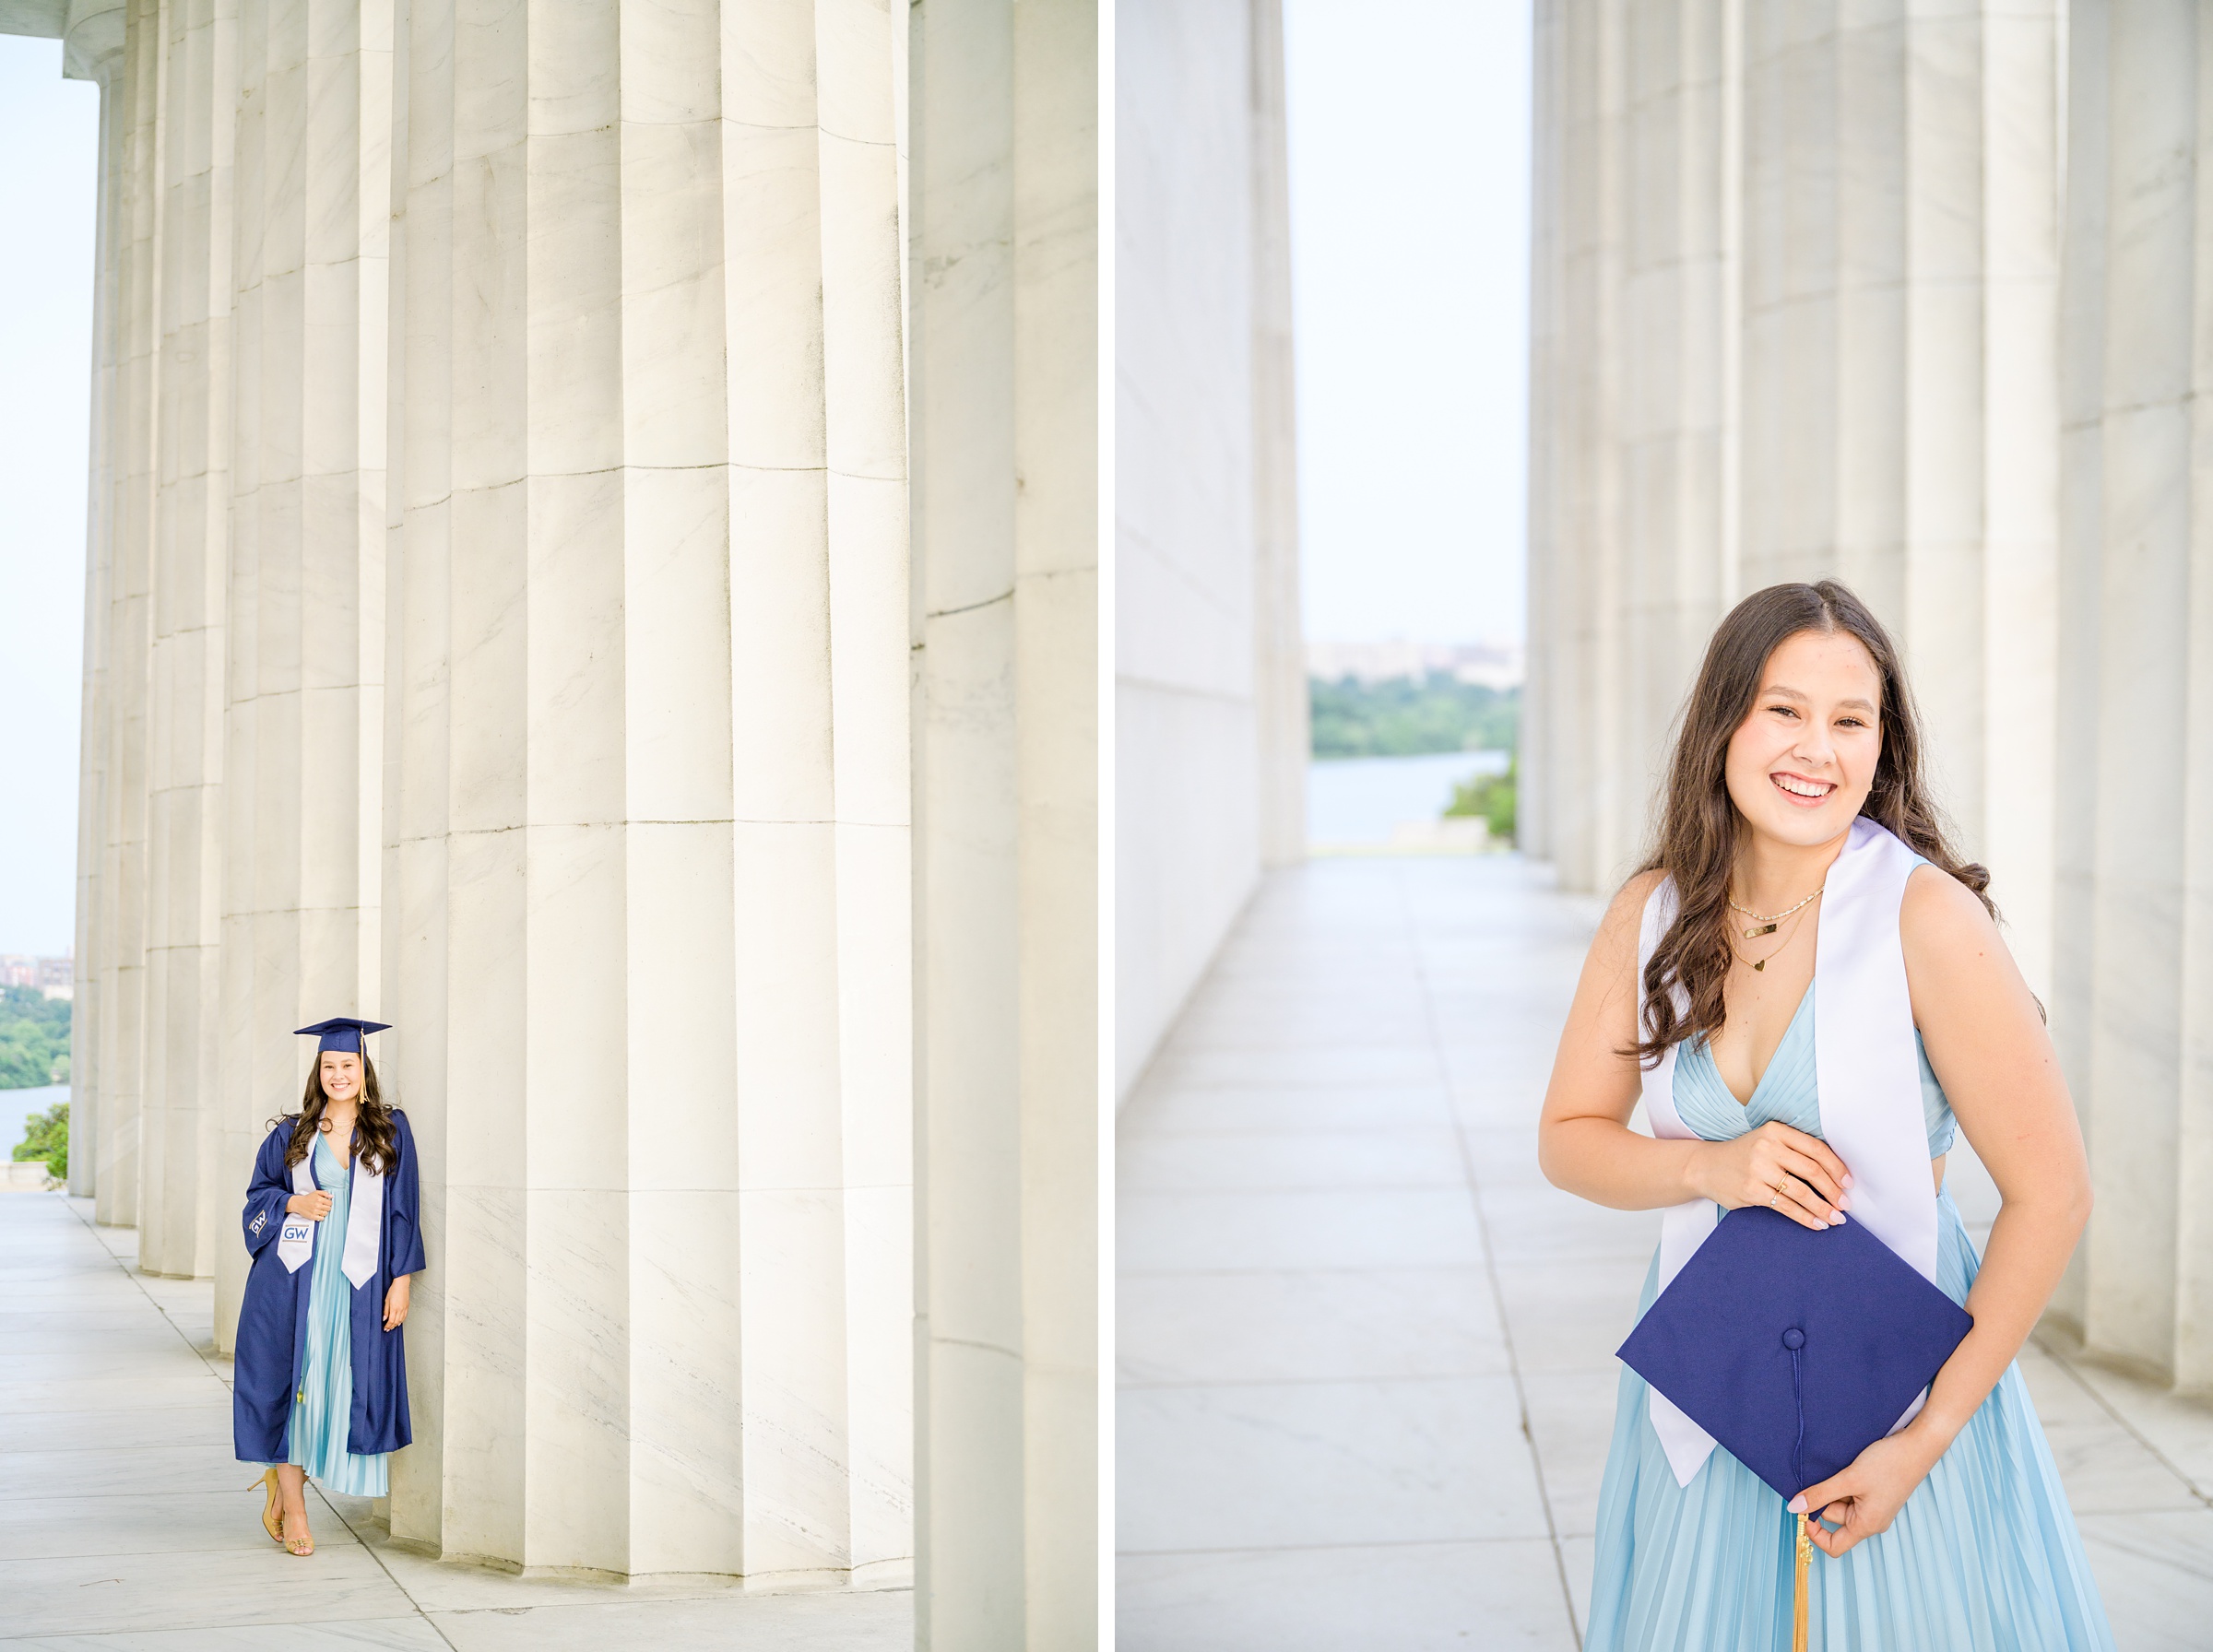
[286,1189,334,1221]
[1789,1428,1941,1558]
[383,1274,410,1331]
[1688,1121,1852,1232]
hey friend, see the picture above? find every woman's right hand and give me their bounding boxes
[1690,1122,1852,1232]
[286,1190,334,1221]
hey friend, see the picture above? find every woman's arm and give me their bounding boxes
[1538,872,1852,1231]
[1794,865,2092,1555]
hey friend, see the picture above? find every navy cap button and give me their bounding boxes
[1781,1328,1805,1351]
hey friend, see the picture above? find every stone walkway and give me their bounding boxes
[0,1193,910,1650]
[1117,855,2213,1650]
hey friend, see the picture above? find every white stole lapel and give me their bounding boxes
[1631,818,1941,1486]
[1636,878,1724,1485]
[1813,819,1938,1283]
[273,1129,385,1288]
[343,1150,385,1290]
[278,1154,316,1273]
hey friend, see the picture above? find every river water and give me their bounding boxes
[1307,749,1511,850]
[2,1083,66,1159]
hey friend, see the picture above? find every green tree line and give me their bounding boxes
[0,987,71,1091]
[1309,675,1520,760]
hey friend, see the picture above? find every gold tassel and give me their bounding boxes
[1793,1512,1812,1652]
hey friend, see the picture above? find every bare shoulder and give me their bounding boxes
[1899,862,2018,997]
[1588,867,1666,973]
[1606,867,1667,930]
[1900,863,2000,950]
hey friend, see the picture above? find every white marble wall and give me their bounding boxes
[22,0,1103,1614]
[1249,0,1305,876]
[1115,0,1304,1098]
[1528,0,2064,1010]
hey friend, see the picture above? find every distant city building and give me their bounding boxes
[1305,639,1525,690]
[0,955,71,992]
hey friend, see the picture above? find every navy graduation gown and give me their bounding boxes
[231,1108,426,1464]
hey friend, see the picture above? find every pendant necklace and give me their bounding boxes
[1729,886,1823,973]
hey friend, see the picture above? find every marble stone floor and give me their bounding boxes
[0,1193,911,1650]
[1116,855,2213,1650]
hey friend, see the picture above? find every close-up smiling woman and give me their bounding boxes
[231,1019,424,1558]
[1537,582,2114,1650]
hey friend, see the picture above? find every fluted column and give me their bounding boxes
[1530,0,1629,890]
[911,0,1098,1643]
[137,0,235,1280]
[66,0,132,1201]
[212,0,392,1348]
[93,0,166,1227]
[2056,1,2213,1391]
[384,0,912,1582]
[1615,0,1735,851]
[1736,0,2061,987]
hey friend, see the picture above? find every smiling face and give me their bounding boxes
[1722,628,1884,848]
[319,1050,362,1103]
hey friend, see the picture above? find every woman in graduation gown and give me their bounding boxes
[1539,582,2114,1649]
[233,1018,424,1557]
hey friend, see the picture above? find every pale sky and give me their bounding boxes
[1284,0,1532,647]
[0,38,99,958]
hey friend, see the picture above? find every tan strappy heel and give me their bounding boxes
[249,1468,283,1544]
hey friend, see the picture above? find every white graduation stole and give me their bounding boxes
[1635,817,1941,1486]
[274,1134,386,1289]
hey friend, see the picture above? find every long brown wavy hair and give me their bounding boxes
[270,1050,399,1174]
[1629,580,1994,1067]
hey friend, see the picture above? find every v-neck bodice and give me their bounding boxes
[1672,985,1957,1156]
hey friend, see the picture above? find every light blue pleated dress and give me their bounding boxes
[270,1134,389,1496]
[1586,988,2115,1650]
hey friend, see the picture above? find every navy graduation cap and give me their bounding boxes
[294,1017,391,1055]
[1616,1204,1972,1505]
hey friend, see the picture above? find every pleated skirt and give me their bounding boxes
[279,1139,389,1497]
[1585,1186,2115,1651]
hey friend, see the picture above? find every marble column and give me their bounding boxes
[1526,0,1630,890]
[2054,1,2213,1392]
[383,0,913,1582]
[1735,0,2061,992]
[64,0,131,1201]
[92,0,166,1228]
[137,0,235,1280]
[210,0,393,1343]
[910,0,1098,1643]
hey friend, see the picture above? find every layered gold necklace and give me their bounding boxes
[1727,885,1824,972]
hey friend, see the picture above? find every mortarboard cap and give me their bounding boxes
[1616,1204,1972,1503]
[294,1017,391,1055]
